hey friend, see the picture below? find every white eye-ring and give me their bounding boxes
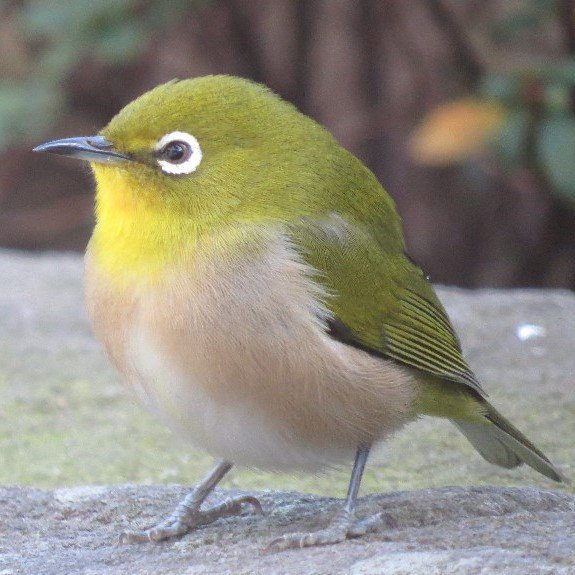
[155,131,202,175]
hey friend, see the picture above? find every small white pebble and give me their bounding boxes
[515,324,546,341]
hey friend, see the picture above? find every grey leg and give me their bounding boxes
[120,460,263,543]
[268,445,382,551]
[344,444,370,513]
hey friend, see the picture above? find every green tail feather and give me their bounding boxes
[453,403,567,483]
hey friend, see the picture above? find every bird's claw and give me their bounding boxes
[120,494,263,544]
[266,512,383,552]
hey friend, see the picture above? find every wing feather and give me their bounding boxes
[289,215,485,397]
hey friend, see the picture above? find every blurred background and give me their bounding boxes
[2,0,575,288]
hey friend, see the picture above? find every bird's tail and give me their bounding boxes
[452,402,567,483]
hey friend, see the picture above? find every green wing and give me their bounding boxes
[288,214,485,397]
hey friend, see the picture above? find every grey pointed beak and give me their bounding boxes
[33,135,129,164]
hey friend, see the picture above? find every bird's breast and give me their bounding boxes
[85,227,419,470]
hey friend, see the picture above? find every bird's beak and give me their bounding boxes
[33,135,129,164]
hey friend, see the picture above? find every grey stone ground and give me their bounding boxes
[2,484,575,575]
[1,250,574,574]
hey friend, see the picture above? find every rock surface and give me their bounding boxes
[2,484,575,575]
[1,250,574,574]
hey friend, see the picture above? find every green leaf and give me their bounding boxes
[538,116,575,203]
[20,0,133,37]
[490,0,555,43]
[480,74,522,106]
[93,22,146,63]
[544,61,575,87]
[0,81,62,149]
[490,111,529,168]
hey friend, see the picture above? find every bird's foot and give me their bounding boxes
[267,508,383,552]
[120,494,263,543]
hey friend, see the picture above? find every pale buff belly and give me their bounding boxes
[85,234,419,471]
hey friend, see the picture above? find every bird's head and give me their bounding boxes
[35,75,343,225]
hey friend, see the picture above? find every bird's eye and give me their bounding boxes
[155,131,202,175]
[162,142,189,163]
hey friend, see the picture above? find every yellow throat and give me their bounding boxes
[89,164,199,286]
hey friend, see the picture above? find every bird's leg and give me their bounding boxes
[268,444,382,551]
[120,460,263,543]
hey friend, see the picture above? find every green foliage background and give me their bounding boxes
[0,0,202,147]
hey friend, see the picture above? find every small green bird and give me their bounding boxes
[34,75,565,550]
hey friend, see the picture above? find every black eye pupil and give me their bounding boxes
[163,142,189,163]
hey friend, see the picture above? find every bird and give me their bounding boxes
[34,75,566,550]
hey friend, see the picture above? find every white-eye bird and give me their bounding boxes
[34,75,565,550]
